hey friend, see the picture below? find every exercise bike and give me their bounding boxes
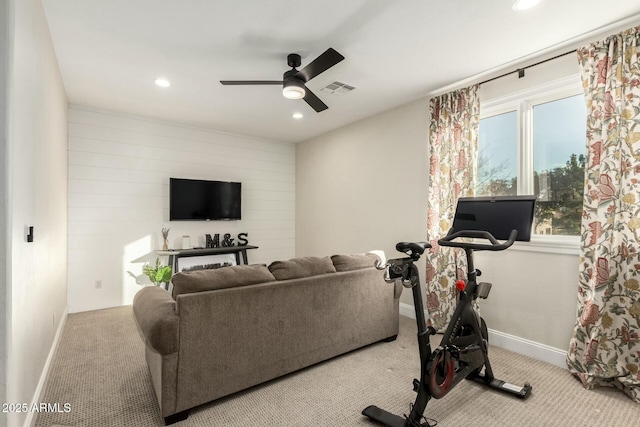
[363,196,536,427]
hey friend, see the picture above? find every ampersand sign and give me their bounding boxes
[222,233,235,247]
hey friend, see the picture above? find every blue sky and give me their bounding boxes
[479,94,587,179]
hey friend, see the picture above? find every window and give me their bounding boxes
[478,77,587,241]
[478,111,517,197]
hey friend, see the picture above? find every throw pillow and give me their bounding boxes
[172,264,275,298]
[331,254,376,272]
[268,256,336,280]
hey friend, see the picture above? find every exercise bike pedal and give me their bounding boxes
[413,378,420,392]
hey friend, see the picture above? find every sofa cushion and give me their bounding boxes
[268,256,336,280]
[331,254,375,272]
[171,264,276,298]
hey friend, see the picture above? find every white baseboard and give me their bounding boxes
[487,328,567,368]
[399,303,567,368]
[399,302,420,319]
[26,306,69,427]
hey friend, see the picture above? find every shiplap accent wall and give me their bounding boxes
[68,106,295,313]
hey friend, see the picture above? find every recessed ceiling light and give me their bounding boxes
[513,0,540,11]
[292,112,303,119]
[154,78,171,88]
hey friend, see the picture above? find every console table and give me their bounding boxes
[156,245,258,274]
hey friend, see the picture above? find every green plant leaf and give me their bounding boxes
[142,258,172,285]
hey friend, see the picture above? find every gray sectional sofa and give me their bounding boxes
[132,254,401,424]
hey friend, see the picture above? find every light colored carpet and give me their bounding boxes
[35,306,638,427]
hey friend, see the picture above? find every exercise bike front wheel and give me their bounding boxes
[466,317,488,380]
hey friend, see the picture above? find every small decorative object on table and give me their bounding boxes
[161,227,170,251]
[142,258,173,289]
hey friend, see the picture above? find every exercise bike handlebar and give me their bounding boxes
[438,229,518,251]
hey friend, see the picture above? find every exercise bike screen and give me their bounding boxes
[450,196,536,242]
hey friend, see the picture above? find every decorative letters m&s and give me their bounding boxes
[205,232,248,248]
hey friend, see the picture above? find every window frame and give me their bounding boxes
[479,75,585,255]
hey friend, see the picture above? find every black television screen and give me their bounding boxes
[450,195,536,242]
[170,178,241,221]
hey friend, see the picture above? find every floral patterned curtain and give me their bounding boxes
[426,85,479,331]
[567,26,640,402]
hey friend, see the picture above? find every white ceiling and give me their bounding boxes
[42,0,640,143]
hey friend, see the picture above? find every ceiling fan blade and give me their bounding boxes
[297,48,345,82]
[220,80,283,85]
[303,87,328,112]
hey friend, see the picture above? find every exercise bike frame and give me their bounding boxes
[362,230,532,427]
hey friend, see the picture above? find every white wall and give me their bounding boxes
[67,107,295,313]
[0,0,8,420]
[476,250,579,350]
[296,98,429,308]
[295,50,584,361]
[4,1,69,426]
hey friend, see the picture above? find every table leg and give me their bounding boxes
[169,255,176,274]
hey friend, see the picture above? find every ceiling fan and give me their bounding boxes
[220,48,345,113]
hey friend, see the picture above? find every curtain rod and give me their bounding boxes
[479,49,577,86]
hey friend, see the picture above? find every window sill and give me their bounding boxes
[511,236,580,256]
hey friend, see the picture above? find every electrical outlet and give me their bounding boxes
[95,280,102,289]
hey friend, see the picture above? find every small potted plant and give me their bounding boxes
[142,258,173,289]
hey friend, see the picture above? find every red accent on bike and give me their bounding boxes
[456,280,466,291]
[428,349,455,399]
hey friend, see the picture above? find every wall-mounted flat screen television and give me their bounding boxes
[170,178,241,221]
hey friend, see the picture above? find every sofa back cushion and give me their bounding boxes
[268,256,336,280]
[172,264,276,298]
[331,254,375,272]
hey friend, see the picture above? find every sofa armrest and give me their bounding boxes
[133,287,179,355]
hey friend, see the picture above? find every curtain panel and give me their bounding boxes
[426,85,479,331]
[567,25,640,402]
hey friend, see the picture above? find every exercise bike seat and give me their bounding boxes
[396,241,431,259]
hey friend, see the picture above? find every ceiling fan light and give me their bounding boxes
[283,85,305,99]
[283,77,306,99]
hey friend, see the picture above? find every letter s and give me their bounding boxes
[237,232,248,246]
